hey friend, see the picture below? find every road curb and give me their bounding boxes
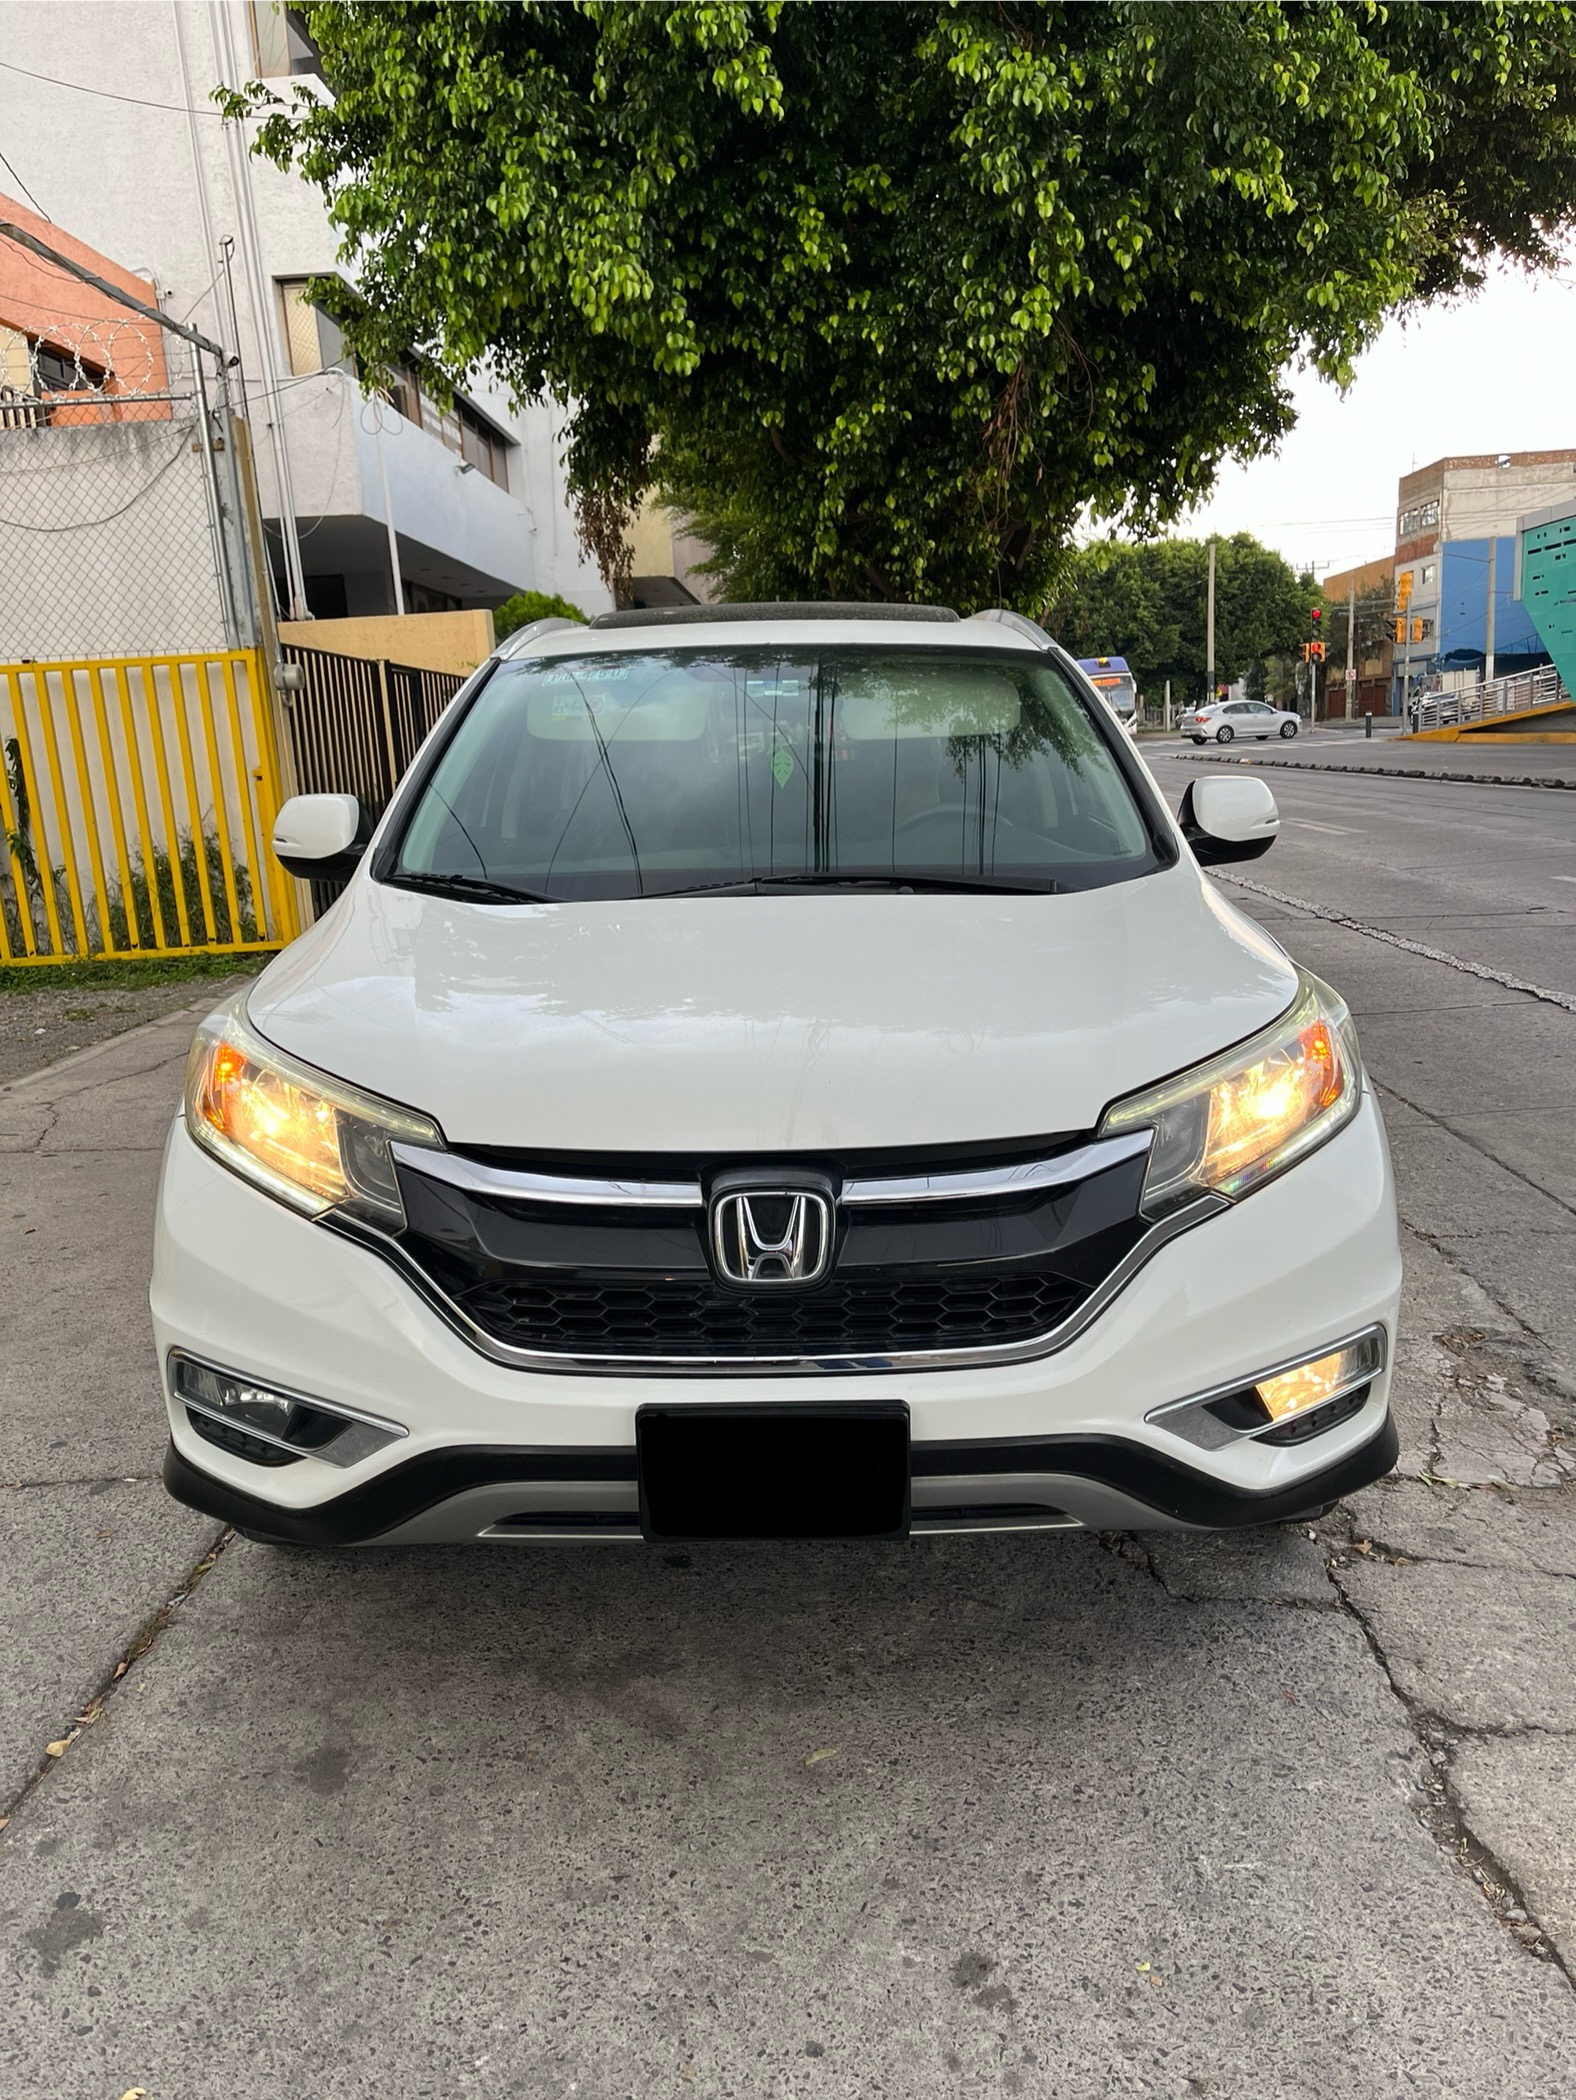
[0,984,238,1101]
[1177,754,1576,791]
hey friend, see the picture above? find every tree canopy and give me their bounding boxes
[251,2,1576,608]
[1043,535,1316,701]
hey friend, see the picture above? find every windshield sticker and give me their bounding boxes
[770,735,796,788]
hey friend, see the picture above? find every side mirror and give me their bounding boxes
[1179,777,1278,865]
[272,794,371,882]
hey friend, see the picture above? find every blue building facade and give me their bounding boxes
[1433,537,1545,676]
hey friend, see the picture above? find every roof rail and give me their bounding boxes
[587,601,960,629]
[967,608,1052,648]
[493,616,586,659]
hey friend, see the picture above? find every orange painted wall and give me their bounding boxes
[0,192,172,421]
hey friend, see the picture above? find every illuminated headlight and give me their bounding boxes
[184,991,440,1227]
[1099,972,1363,1220]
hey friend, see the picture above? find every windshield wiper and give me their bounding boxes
[386,871,554,905]
[660,872,1060,898]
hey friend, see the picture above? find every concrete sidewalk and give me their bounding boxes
[3,917,1576,2094]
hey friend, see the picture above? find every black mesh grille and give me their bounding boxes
[445,1268,1086,1358]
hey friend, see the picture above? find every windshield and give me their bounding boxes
[388,645,1160,902]
[1085,671,1138,716]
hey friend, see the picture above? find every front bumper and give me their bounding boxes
[151,1094,1402,1542]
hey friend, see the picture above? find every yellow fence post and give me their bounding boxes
[0,647,302,967]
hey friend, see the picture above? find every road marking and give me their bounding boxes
[1290,819,1353,835]
[1555,876,1576,885]
[1215,873,1576,1016]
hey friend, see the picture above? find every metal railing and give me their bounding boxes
[0,650,302,964]
[1411,662,1569,735]
[279,644,465,811]
[0,383,46,431]
[277,644,466,916]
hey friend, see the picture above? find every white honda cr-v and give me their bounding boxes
[153,604,1400,1546]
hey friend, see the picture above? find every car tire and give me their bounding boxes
[1215,725,1234,744]
[1189,735,1205,745]
[1280,721,1298,738]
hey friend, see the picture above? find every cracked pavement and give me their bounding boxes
[2,770,1575,2095]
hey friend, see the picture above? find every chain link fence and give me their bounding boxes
[0,322,251,661]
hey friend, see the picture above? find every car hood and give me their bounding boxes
[246,869,1297,1153]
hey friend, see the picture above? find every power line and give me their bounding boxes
[0,432,192,532]
[0,145,51,222]
[0,56,227,120]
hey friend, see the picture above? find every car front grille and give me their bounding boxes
[382,1131,1153,1370]
[444,1268,1088,1360]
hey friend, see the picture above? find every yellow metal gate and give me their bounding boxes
[0,649,302,964]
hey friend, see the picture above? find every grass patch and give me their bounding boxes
[0,951,272,996]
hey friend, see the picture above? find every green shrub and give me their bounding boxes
[492,589,588,640]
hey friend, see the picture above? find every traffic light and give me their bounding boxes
[1309,640,1325,662]
[1310,607,1323,629]
[1396,570,1414,609]
[1410,617,1424,644]
[1393,617,1406,643]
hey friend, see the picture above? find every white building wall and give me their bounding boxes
[0,1,610,618]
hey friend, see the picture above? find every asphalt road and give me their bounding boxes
[3,768,1576,2098]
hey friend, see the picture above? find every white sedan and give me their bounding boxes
[1181,700,1300,744]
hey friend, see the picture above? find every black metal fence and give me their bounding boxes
[278,643,465,913]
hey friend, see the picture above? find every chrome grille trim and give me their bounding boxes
[841,1130,1151,1205]
[390,1128,1152,1213]
[389,1143,703,1209]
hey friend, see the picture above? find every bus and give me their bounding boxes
[1076,655,1139,731]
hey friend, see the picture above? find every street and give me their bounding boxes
[4,761,1576,2098]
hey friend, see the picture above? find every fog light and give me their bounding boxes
[1256,1334,1383,1422]
[1147,1327,1386,1450]
[170,1353,405,1468]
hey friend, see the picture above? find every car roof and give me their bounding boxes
[498,603,1053,662]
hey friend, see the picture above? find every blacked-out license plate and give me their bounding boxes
[636,1403,911,1541]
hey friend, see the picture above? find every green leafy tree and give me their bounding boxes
[1043,534,1315,702]
[245,2,1576,609]
[492,589,589,639]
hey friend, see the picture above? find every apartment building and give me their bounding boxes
[1393,451,1576,702]
[0,2,610,623]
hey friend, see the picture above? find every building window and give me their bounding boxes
[403,580,463,615]
[31,339,108,394]
[380,360,511,489]
[1421,563,1436,584]
[1419,499,1439,528]
[250,3,324,80]
[277,281,345,375]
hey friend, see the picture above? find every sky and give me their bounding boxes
[1177,250,1576,582]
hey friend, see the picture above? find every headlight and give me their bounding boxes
[1099,973,1362,1219]
[184,992,440,1227]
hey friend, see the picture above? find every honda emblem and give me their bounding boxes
[709,1187,833,1288]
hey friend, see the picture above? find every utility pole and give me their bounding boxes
[1205,539,1216,706]
[1484,538,1497,686]
[370,399,407,616]
[1346,573,1357,721]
